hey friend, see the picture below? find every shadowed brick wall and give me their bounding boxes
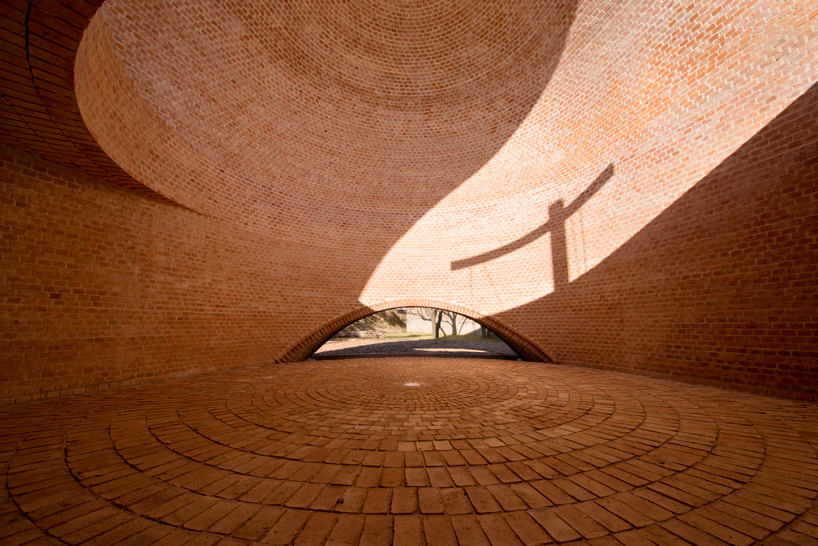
[0,145,367,403]
[1,0,817,403]
[496,84,818,401]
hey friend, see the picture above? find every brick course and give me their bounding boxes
[0,358,816,544]
[1,0,817,403]
[0,145,370,403]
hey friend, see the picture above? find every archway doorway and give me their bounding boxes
[313,307,519,359]
[276,300,551,363]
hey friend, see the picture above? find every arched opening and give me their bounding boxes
[313,307,519,359]
[276,300,552,363]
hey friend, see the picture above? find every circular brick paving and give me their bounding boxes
[2,358,818,544]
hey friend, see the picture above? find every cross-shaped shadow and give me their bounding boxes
[451,163,614,290]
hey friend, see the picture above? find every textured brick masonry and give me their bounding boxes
[1,3,817,542]
[1,358,817,545]
[1,2,817,401]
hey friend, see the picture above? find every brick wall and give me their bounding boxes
[1,0,817,403]
[0,145,372,403]
[497,84,818,401]
[0,153,548,403]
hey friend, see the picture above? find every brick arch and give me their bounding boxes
[277,300,552,363]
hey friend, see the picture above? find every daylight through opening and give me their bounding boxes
[312,307,520,360]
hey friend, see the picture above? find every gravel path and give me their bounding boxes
[313,337,518,358]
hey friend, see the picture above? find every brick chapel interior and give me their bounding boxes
[2,2,818,544]
[1,1,816,405]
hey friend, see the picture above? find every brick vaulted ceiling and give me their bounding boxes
[4,0,813,250]
[4,0,816,256]
[1,0,817,401]
[74,0,578,240]
[0,0,175,199]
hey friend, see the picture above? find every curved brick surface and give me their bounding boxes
[1,358,818,544]
[0,0,817,404]
[0,0,174,201]
[76,0,577,235]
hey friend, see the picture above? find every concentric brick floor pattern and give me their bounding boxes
[2,358,818,545]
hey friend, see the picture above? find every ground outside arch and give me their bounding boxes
[276,300,553,364]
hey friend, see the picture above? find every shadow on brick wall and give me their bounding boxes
[452,164,615,290]
[494,82,818,400]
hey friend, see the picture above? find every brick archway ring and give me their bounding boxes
[277,300,552,363]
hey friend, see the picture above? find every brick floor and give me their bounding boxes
[1,358,817,545]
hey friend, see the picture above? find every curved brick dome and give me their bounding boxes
[2,5,818,542]
[76,0,577,239]
[1,0,816,406]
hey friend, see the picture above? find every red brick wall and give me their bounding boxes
[1,0,817,404]
[0,145,368,404]
[0,147,547,404]
[497,84,818,401]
